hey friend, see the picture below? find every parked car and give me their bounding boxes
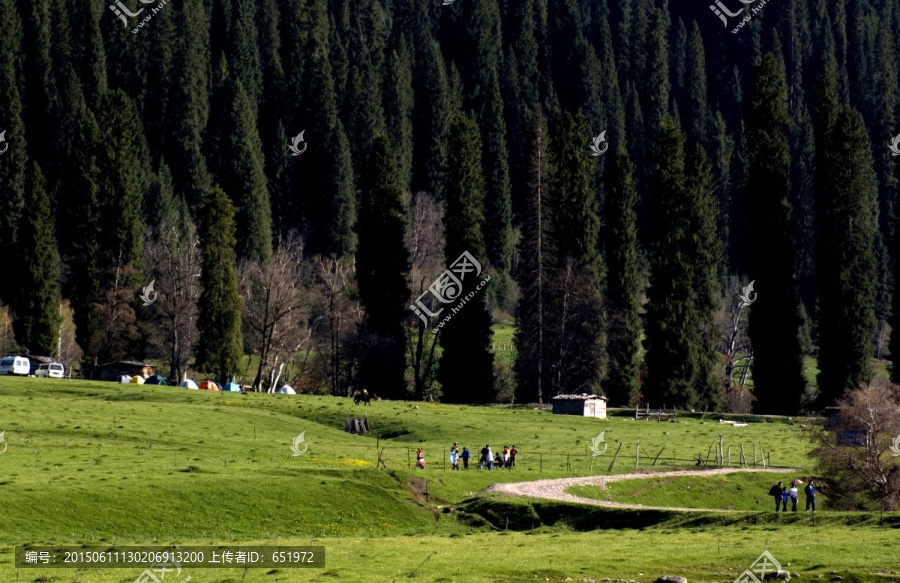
[0,356,30,376]
[35,362,65,378]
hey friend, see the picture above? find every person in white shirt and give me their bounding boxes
[789,485,799,512]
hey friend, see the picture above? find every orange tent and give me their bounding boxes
[199,380,220,391]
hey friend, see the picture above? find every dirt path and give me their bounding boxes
[484,466,803,512]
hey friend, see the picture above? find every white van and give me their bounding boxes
[35,362,65,378]
[0,356,30,376]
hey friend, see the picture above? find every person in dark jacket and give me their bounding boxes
[769,482,784,512]
[461,447,471,469]
[804,479,817,512]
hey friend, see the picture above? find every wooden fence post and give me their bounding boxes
[740,443,746,467]
[608,441,623,473]
[634,441,640,469]
[753,444,756,467]
[727,446,731,466]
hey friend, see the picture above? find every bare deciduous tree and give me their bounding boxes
[239,236,312,392]
[310,255,358,395]
[405,192,444,400]
[89,265,140,366]
[57,300,82,376]
[142,217,201,382]
[811,379,900,510]
[718,277,753,412]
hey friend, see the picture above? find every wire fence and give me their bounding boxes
[5,436,787,475]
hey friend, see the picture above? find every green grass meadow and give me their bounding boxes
[568,471,823,511]
[0,376,898,582]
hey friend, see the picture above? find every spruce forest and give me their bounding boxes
[0,0,897,416]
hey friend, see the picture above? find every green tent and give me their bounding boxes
[145,374,171,386]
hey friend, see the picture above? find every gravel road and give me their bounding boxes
[484,466,803,512]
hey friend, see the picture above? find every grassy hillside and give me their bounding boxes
[1,376,897,582]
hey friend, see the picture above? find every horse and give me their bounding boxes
[353,389,376,405]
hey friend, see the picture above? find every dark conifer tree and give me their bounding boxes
[355,136,411,399]
[437,113,494,403]
[96,90,145,271]
[514,107,552,404]
[295,0,356,256]
[227,0,263,111]
[196,185,244,383]
[603,148,641,407]
[744,53,806,414]
[13,163,62,356]
[816,106,879,405]
[643,117,699,409]
[685,146,723,410]
[58,92,102,371]
[410,35,450,198]
[546,111,606,396]
[0,0,28,304]
[169,0,212,209]
[207,64,273,264]
[383,39,414,191]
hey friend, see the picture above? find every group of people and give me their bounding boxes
[416,443,518,470]
[769,479,817,512]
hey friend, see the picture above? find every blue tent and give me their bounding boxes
[222,382,242,392]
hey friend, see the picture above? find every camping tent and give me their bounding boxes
[129,375,145,384]
[199,380,220,391]
[145,375,171,386]
[180,379,199,389]
[222,382,241,392]
[278,385,297,395]
[119,375,131,383]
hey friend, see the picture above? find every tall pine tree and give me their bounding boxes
[744,53,806,414]
[816,105,879,405]
[546,111,606,396]
[13,162,62,356]
[355,136,411,399]
[643,116,700,409]
[437,113,494,403]
[603,148,641,407]
[514,107,552,403]
[195,186,244,383]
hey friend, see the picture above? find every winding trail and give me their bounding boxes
[485,466,804,512]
